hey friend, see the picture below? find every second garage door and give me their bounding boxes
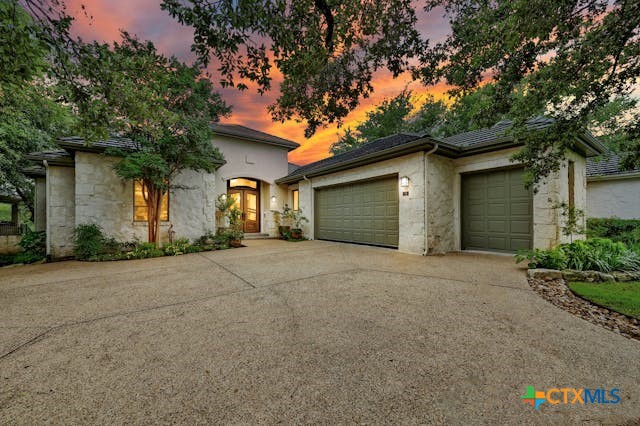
[461,167,533,252]
[315,175,399,248]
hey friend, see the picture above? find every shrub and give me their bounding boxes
[517,238,640,272]
[587,218,640,250]
[163,238,190,256]
[19,228,46,258]
[125,242,164,259]
[74,224,108,260]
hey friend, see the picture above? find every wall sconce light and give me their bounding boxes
[400,176,410,188]
[270,195,277,204]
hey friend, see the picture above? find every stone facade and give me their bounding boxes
[293,147,587,255]
[46,165,75,258]
[74,152,217,245]
[426,155,455,254]
[587,176,640,219]
[0,235,21,255]
[34,177,46,232]
[293,152,427,254]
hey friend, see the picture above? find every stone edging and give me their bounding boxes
[528,268,640,283]
[526,272,639,341]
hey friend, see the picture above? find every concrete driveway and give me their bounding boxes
[0,240,638,424]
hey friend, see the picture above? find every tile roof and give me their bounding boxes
[277,133,432,183]
[442,117,555,148]
[25,149,74,166]
[587,152,640,178]
[212,123,300,151]
[21,165,46,177]
[58,136,138,151]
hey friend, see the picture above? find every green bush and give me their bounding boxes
[19,228,46,258]
[163,238,190,256]
[587,218,640,250]
[74,224,108,260]
[125,242,164,259]
[517,238,640,272]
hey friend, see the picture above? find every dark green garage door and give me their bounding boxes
[315,176,399,248]
[461,167,532,253]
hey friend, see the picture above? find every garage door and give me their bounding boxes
[461,167,532,252]
[315,176,399,248]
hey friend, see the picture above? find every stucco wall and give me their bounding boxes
[74,152,217,244]
[294,152,427,254]
[34,177,46,232]
[213,135,290,236]
[46,165,75,258]
[426,155,455,253]
[587,177,640,219]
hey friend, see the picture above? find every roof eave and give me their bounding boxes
[587,171,640,182]
[276,137,438,184]
[212,129,300,151]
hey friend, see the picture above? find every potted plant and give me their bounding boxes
[290,209,308,240]
[226,228,244,248]
[216,194,236,230]
[275,204,294,239]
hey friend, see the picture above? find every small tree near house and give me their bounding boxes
[72,33,231,243]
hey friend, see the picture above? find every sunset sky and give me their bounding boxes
[65,1,453,165]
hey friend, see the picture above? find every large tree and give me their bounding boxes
[0,0,75,216]
[161,0,425,137]
[70,33,231,243]
[418,0,640,184]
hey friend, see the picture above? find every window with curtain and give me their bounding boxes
[134,181,169,221]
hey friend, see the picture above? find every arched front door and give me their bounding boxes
[227,178,260,233]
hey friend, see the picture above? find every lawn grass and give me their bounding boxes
[568,281,640,319]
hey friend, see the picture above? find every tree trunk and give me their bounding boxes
[144,182,162,244]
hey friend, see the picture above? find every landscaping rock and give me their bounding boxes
[527,276,640,341]
[561,269,585,282]
[527,268,563,281]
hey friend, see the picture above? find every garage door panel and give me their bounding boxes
[462,168,532,253]
[315,176,399,248]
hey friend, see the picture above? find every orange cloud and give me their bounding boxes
[65,1,452,166]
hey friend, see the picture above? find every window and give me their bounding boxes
[134,181,169,221]
[229,178,257,189]
[568,160,575,209]
[292,189,299,211]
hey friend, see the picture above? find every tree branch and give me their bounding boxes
[314,0,334,52]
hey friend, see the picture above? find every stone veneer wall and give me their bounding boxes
[447,147,585,251]
[0,235,21,255]
[426,155,455,253]
[34,177,47,232]
[74,152,217,245]
[46,165,75,258]
[295,152,427,255]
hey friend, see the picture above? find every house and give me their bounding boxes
[26,119,606,259]
[586,152,640,219]
[25,124,299,258]
[277,118,605,254]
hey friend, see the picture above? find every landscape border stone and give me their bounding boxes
[527,268,640,283]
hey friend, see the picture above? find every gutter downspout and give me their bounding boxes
[423,144,439,256]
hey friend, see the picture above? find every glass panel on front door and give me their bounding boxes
[227,178,260,233]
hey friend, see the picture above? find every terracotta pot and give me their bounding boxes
[278,225,291,238]
[230,239,242,248]
[291,229,302,239]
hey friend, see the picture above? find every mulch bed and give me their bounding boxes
[528,277,640,341]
